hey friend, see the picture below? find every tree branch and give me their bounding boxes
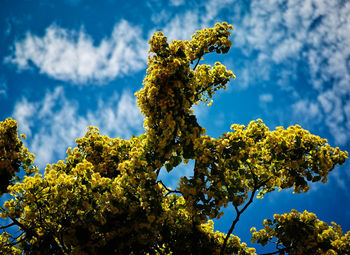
[157,180,182,196]
[192,55,202,71]
[0,206,38,239]
[220,187,258,255]
[220,166,262,255]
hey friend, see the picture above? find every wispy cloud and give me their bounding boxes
[6,20,148,84]
[203,0,235,25]
[292,99,322,126]
[259,93,273,104]
[13,87,144,168]
[170,0,185,7]
[227,0,350,145]
[0,79,7,97]
[162,11,201,41]
[13,97,37,136]
[155,0,234,41]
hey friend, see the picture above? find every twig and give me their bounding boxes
[158,180,182,196]
[193,55,202,70]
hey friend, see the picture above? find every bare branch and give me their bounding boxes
[220,187,258,255]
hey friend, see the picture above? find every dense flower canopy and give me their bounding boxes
[0,22,349,255]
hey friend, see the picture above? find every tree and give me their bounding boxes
[0,22,349,255]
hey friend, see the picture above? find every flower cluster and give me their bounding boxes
[184,22,233,61]
[135,22,235,175]
[178,120,347,219]
[251,209,350,254]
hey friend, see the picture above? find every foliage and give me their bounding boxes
[0,22,348,255]
[251,210,350,254]
[0,118,36,195]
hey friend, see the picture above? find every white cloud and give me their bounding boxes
[12,97,37,136]
[203,0,235,24]
[151,10,170,24]
[292,99,322,125]
[162,11,201,41]
[259,93,273,104]
[0,80,7,97]
[6,20,148,84]
[13,87,144,168]
[170,0,185,7]
[160,0,235,42]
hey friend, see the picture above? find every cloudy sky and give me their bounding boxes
[1,0,349,252]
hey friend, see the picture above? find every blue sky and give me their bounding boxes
[1,0,350,252]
